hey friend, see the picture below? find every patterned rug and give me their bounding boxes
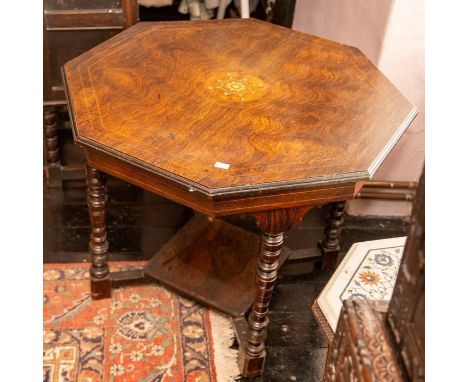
[43,262,240,382]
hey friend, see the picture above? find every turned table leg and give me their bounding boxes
[43,107,62,187]
[239,208,311,377]
[86,165,111,299]
[318,201,346,269]
[239,230,283,376]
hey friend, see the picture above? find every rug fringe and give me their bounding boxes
[208,310,241,381]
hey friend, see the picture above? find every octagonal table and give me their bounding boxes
[62,19,416,377]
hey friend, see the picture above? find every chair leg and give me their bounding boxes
[239,0,249,18]
[216,0,230,19]
[44,107,62,187]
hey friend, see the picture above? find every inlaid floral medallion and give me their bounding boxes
[43,262,239,382]
[205,71,268,102]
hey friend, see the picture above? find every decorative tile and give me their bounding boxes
[316,237,406,331]
[340,246,403,301]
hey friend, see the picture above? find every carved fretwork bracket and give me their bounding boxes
[252,206,312,234]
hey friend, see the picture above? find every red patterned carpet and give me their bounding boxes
[43,262,239,382]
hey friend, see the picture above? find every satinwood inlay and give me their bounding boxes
[205,71,267,102]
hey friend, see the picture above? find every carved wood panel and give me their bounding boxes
[387,168,425,381]
[324,299,404,382]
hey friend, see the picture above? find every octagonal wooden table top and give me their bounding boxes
[63,19,416,198]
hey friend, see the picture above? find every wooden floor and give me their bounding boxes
[44,177,408,381]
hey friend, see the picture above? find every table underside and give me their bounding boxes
[144,214,291,317]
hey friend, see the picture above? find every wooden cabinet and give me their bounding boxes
[43,0,138,186]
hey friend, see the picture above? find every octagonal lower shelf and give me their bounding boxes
[144,214,290,317]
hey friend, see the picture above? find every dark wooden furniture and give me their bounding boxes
[63,19,416,377]
[324,299,405,381]
[387,169,425,381]
[323,170,424,381]
[43,0,138,186]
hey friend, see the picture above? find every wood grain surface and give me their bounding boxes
[144,215,291,316]
[63,19,416,196]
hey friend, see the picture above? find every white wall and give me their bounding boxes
[293,0,425,216]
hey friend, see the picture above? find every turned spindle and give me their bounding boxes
[319,201,346,269]
[86,165,111,299]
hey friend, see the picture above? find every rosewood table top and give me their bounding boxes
[63,19,416,216]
